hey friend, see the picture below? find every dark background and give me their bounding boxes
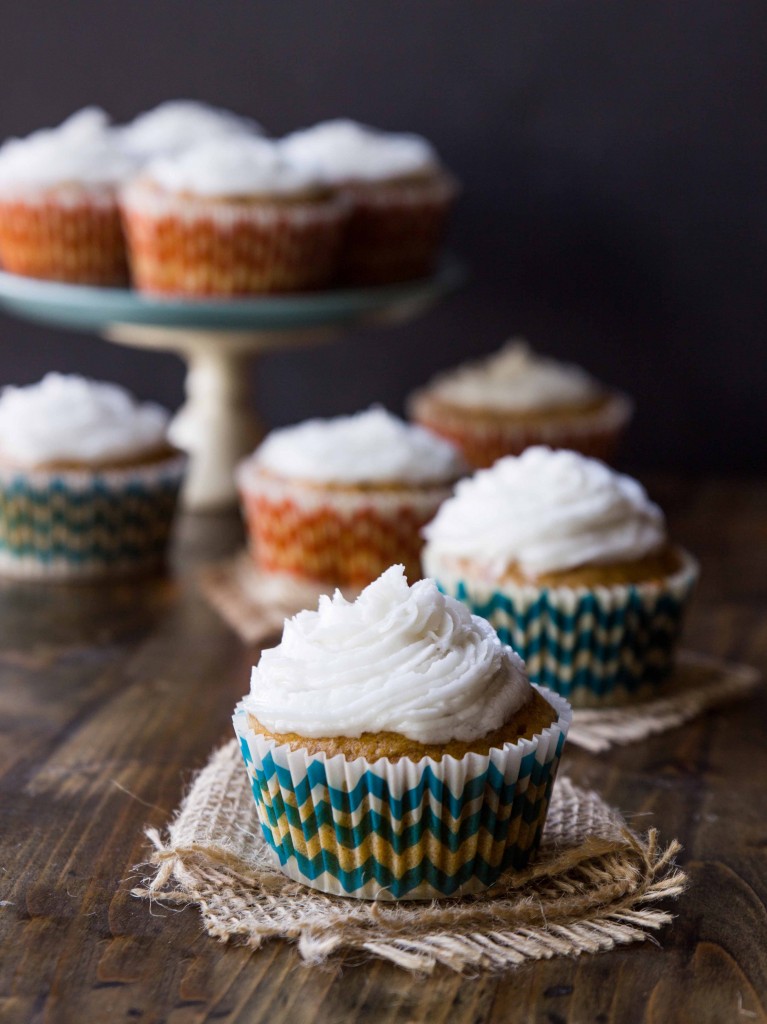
[0,2,765,473]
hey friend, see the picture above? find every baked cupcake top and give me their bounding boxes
[421,340,604,413]
[141,135,329,198]
[244,407,465,486]
[423,446,666,579]
[0,373,170,467]
[243,564,532,743]
[118,99,261,160]
[280,118,440,183]
[0,107,136,192]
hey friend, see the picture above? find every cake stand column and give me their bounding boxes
[105,323,339,510]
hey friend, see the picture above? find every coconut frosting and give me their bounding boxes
[280,119,439,183]
[143,135,329,197]
[118,100,261,160]
[423,446,666,579]
[0,107,136,191]
[0,373,170,466]
[243,564,532,743]
[426,340,602,412]
[246,407,465,485]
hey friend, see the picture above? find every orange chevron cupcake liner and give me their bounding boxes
[339,174,459,285]
[408,390,633,469]
[0,188,127,284]
[120,181,349,296]
[239,471,453,588]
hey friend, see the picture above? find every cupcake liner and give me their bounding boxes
[232,686,572,900]
[237,464,454,587]
[0,184,127,285]
[120,180,349,296]
[339,173,459,285]
[424,549,699,707]
[408,390,633,468]
[0,453,186,580]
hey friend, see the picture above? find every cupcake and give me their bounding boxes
[118,99,261,162]
[120,136,349,296]
[281,119,459,285]
[408,340,633,468]
[233,564,572,899]
[237,407,466,588]
[0,373,185,580]
[422,447,698,706]
[0,107,136,284]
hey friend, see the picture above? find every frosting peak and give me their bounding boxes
[243,565,532,743]
[426,340,602,412]
[118,100,261,159]
[249,407,465,485]
[143,135,328,197]
[423,447,666,578]
[280,119,439,183]
[0,373,170,466]
[0,107,136,190]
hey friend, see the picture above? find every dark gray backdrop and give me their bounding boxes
[1,2,765,473]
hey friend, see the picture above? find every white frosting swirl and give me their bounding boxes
[118,100,261,160]
[427,340,602,412]
[0,373,170,466]
[144,135,328,197]
[0,107,137,190]
[243,564,532,743]
[280,119,439,183]
[249,407,465,485]
[423,447,666,578]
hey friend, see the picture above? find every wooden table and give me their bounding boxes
[1,478,765,1024]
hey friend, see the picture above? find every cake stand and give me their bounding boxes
[0,259,465,509]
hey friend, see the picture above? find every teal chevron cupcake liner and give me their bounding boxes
[0,454,186,580]
[423,549,699,707]
[233,687,572,901]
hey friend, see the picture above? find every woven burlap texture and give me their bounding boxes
[198,555,760,754]
[133,739,686,975]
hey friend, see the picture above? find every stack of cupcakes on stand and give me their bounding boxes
[0,373,185,580]
[237,407,466,590]
[422,446,698,706]
[408,339,633,467]
[233,564,572,899]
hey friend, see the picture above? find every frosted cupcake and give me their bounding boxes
[118,99,261,161]
[422,447,698,706]
[237,408,465,588]
[120,136,349,296]
[0,374,185,580]
[0,108,136,284]
[281,119,459,284]
[408,340,633,468]
[233,564,571,899]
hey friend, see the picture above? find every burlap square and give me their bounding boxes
[133,740,687,975]
[198,555,760,754]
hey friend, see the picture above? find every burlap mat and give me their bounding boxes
[133,739,686,975]
[198,555,760,754]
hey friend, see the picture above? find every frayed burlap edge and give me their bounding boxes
[568,651,761,753]
[132,740,687,974]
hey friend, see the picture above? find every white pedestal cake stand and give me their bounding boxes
[0,260,464,510]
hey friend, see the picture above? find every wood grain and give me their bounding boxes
[0,478,765,1024]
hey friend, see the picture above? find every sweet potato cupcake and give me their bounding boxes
[0,108,136,284]
[233,564,572,899]
[237,407,466,589]
[0,373,185,580]
[120,136,350,296]
[281,119,459,285]
[422,447,698,706]
[408,340,633,468]
[118,99,261,162]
